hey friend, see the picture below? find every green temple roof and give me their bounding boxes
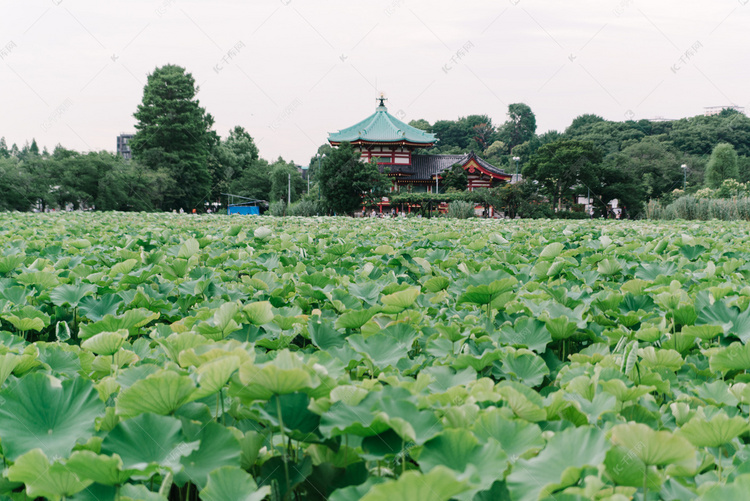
[328,98,437,146]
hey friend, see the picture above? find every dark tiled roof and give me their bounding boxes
[406,152,509,180]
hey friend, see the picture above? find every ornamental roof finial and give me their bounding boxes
[377,93,387,109]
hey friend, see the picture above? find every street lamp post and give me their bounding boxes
[317,155,322,202]
[681,164,687,190]
[512,156,520,183]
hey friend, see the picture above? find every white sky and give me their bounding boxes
[1,0,748,165]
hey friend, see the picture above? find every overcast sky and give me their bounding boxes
[1,0,748,165]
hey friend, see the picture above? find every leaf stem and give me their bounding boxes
[276,396,291,498]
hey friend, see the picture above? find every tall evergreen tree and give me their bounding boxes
[499,103,537,152]
[130,64,215,211]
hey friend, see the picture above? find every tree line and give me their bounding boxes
[3,63,749,217]
[0,65,307,213]
[410,105,750,217]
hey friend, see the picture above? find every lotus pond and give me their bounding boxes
[0,212,749,501]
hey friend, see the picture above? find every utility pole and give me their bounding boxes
[288,173,291,205]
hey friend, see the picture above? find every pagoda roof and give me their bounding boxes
[328,100,437,146]
[406,152,511,181]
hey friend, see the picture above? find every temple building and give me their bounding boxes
[328,97,511,195]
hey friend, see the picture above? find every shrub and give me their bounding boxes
[269,201,286,217]
[447,201,475,219]
[287,200,321,217]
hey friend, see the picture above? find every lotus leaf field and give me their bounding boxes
[2,213,750,500]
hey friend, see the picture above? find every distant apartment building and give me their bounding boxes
[704,105,745,116]
[116,133,134,159]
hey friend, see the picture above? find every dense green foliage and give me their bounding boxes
[0,213,750,500]
[409,106,750,217]
[317,142,390,215]
[705,143,739,189]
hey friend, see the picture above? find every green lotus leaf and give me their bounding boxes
[193,355,241,400]
[81,329,128,356]
[701,473,750,501]
[497,382,546,422]
[79,308,160,340]
[308,318,347,349]
[0,352,19,387]
[373,244,394,255]
[253,226,273,240]
[157,331,210,362]
[174,421,242,488]
[696,380,739,407]
[679,244,706,260]
[423,276,450,293]
[729,382,750,404]
[709,342,750,372]
[603,445,664,490]
[565,392,617,424]
[498,316,552,353]
[500,351,550,387]
[260,392,322,440]
[65,450,137,486]
[121,484,168,501]
[321,386,441,444]
[638,347,683,372]
[678,412,749,448]
[116,370,196,418]
[177,237,200,258]
[335,307,379,330]
[196,302,241,340]
[360,466,468,501]
[459,278,517,306]
[68,238,92,249]
[78,293,124,322]
[347,333,409,370]
[2,305,51,332]
[7,448,92,501]
[545,316,578,340]
[54,320,71,342]
[16,270,60,290]
[609,422,695,467]
[471,408,545,460]
[634,327,662,342]
[681,324,723,340]
[419,429,508,500]
[109,258,138,276]
[201,466,271,501]
[380,287,420,310]
[539,242,564,259]
[242,301,274,325]
[506,426,609,501]
[599,379,656,402]
[597,258,622,276]
[101,413,198,471]
[49,282,98,308]
[0,253,25,274]
[0,285,29,305]
[237,354,315,399]
[0,373,103,460]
